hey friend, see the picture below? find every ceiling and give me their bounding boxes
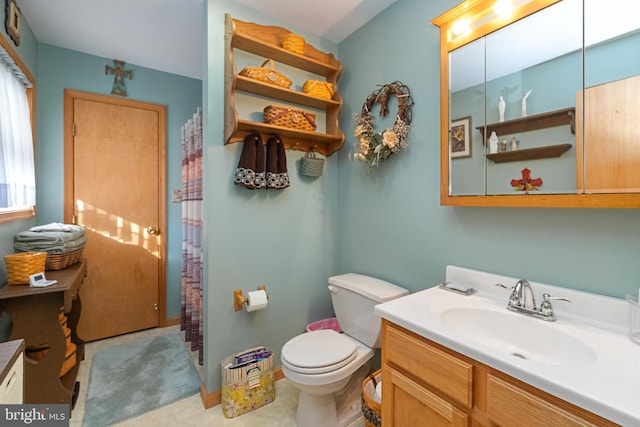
[17,0,397,81]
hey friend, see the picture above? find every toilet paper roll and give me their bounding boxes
[246,290,268,312]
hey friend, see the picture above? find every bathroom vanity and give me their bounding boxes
[381,321,615,426]
[375,266,638,426]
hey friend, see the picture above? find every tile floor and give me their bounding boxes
[69,325,367,427]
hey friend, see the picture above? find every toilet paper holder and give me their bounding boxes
[234,285,268,311]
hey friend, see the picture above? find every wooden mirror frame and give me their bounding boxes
[432,0,640,208]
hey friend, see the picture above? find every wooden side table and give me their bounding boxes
[0,259,87,409]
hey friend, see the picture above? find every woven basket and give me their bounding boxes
[264,105,316,132]
[300,151,324,177]
[303,80,334,100]
[238,59,292,89]
[281,33,305,54]
[46,247,84,271]
[4,252,47,285]
[25,343,51,362]
[60,342,77,377]
[361,370,382,427]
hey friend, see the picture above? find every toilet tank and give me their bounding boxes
[328,273,408,348]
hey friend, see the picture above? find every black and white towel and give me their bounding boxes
[266,136,290,189]
[234,133,266,189]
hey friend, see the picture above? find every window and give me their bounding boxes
[0,36,36,223]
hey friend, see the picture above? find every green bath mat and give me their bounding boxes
[82,331,201,426]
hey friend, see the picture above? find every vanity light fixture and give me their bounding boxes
[493,0,514,19]
[451,17,472,36]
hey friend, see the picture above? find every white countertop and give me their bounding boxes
[374,265,640,426]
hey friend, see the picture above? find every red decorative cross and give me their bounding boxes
[511,167,542,192]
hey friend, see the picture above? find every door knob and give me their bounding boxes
[146,227,159,235]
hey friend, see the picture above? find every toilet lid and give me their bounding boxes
[282,330,357,374]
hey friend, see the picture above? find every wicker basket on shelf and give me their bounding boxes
[45,248,84,271]
[281,33,305,54]
[263,105,316,132]
[3,252,48,285]
[303,80,334,100]
[238,59,292,89]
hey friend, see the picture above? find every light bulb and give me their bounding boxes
[451,18,471,36]
[494,0,513,19]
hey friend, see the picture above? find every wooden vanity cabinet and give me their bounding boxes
[381,320,618,427]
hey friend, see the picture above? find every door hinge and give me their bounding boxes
[72,123,76,136]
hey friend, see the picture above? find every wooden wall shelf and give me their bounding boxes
[225,14,344,157]
[486,143,572,163]
[477,107,576,141]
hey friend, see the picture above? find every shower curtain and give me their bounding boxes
[181,108,203,364]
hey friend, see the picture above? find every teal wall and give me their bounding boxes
[204,0,339,390]
[337,0,639,304]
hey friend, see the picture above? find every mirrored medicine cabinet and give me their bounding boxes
[433,0,640,208]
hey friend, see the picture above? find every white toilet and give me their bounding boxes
[281,273,409,427]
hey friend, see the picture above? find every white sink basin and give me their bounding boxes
[439,306,598,367]
[374,266,640,426]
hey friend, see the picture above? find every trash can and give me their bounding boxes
[361,369,382,427]
[306,317,342,333]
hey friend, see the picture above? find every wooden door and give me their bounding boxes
[64,90,166,342]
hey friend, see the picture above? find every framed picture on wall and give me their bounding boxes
[5,0,21,46]
[451,116,471,158]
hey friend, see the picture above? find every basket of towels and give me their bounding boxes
[14,223,87,271]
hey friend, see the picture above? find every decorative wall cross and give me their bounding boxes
[105,59,133,97]
[511,167,542,193]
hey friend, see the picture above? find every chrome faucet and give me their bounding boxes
[510,279,536,310]
[496,280,569,322]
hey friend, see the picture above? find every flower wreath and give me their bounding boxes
[351,81,414,172]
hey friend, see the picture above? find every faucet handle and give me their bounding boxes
[495,283,520,305]
[539,293,570,316]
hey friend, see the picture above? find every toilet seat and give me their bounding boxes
[282,330,357,374]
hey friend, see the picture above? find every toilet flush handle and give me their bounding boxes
[328,285,338,294]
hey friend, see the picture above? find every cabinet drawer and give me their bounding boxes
[487,374,606,427]
[385,324,473,407]
[0,353,23,404]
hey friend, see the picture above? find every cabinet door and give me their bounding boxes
[0,353,23,404]
[576,75,640,193]
[383,366,469,427]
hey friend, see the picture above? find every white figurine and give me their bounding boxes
[498,96,506,122]
[521,89,532,117]
[489,131,499,154]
